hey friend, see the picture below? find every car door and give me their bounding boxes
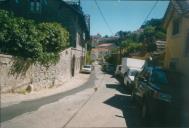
[134,69,148,98]
[124,70,129,86]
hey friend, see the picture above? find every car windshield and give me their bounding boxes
[83,65,91,68]
[151,70,168,84]
[128,69,138,76]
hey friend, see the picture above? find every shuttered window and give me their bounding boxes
[29,0,41,13]
[172,19,180,35]
[185,31,189,57]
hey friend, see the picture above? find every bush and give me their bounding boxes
[37,22,69,65]
[121,39,143,56]
[0,10,69,66]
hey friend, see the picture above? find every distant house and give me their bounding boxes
[91,48,108,61]
[163,0,189,123]
[91,34,102,48]
[91,43,117,61]
[0,0,90,49]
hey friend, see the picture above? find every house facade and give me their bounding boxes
[0,0,90,49]
[163,0,189,82]
[91,43,118,61]
[0,0,90,76]
[163,0,189,123]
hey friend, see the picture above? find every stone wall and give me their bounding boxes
[0,48,84,93]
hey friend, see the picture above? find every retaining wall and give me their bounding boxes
[0,48,84,93]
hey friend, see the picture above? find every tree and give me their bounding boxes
[104,35,109,38]
[139,18,166,52]
[139,26,157,52]
[0,9,69,66]
[121,39,143,56]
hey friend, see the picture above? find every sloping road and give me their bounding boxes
[1,65,144,128]
[64,69,142,127]
[1,71,96,123]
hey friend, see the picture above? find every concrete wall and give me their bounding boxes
[0,48,84,93]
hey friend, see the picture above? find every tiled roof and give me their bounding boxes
[98,43,114,47]
[163,0,189,28]
[91,48,110,52]
[172,0,189,14]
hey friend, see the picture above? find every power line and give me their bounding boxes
[94,0,114,35]
[142,0,159,25]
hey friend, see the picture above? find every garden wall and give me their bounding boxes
[0,48,84,93]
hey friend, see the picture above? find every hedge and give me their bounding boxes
[0,10,69,66]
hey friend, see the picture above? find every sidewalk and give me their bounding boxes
[1,73,90,108]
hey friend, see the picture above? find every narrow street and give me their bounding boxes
[1,1,189,127]
[1,65,142,128]
[64,65,141,128]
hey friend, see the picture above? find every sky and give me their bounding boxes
[80,0,169,36]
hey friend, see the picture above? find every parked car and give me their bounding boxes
[106,64,115,73]
[123,68,139,90]
[132,67,180,120]
[114,65,122,76]
[121,57,145,77]
[102,63,115,74]
[81,65,92,74]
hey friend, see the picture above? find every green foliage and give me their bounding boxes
[121,39,143,56]
[0,10,69,67]
[38,23,69,53]
[141,19,162,29]
[9,57,34,77]
[37,22,69,66]
[139,19,166,52]
[115,18,166,53]
[104,54,119,65]
[86,51,93,64]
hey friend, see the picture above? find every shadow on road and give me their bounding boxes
[106,84,130,95]
[103,94,143,128]
[103,94,177,128]
[105,83,188,127]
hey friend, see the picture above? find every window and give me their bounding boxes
[30,0,41,13]
[36,2,40,11]
[169,58,178,70]
[172,19,180,35]
[30,1,35,12]
[185,31,189,56]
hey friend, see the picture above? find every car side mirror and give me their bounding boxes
[139,77,148,82]
[143,79,148,83]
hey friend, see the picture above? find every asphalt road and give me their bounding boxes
[0,71,96,123]
[1,65,180,128]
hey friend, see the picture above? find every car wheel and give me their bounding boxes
[141,101,149,120]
